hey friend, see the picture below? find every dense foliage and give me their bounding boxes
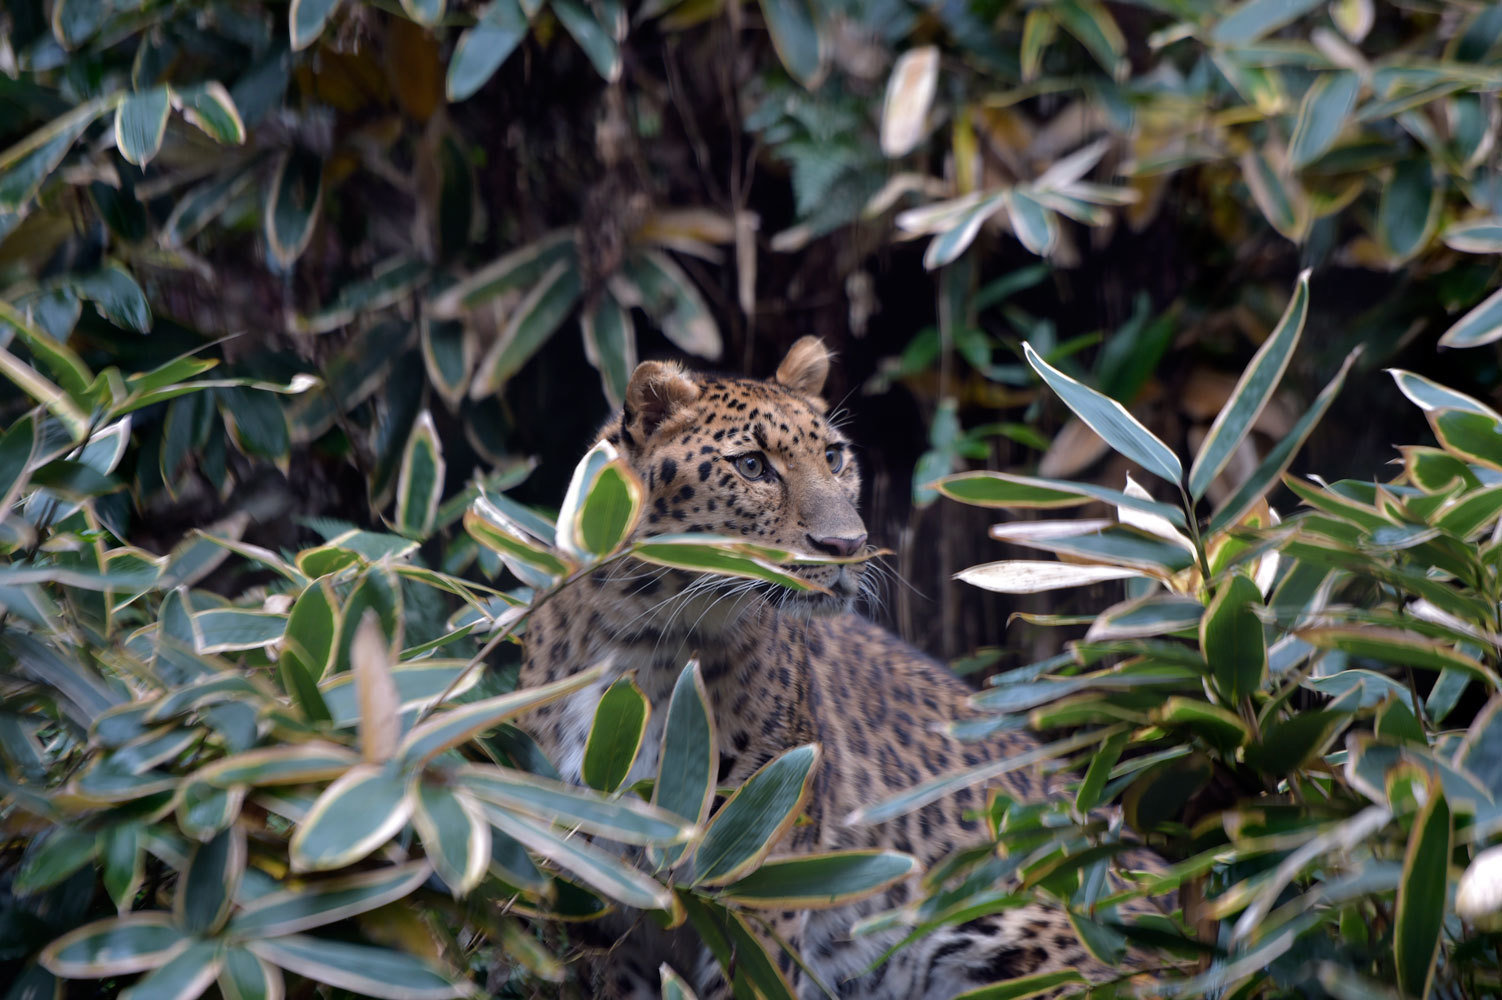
[4,0,1502,998]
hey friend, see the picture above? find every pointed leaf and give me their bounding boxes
[693,744,819,886]
[446,0,529,101]
[41,914,188,978]
[468,259,582,396]
[217,948,284,1000]
[1395,788,1450,999]
[230,862,431,938]
[175,826,245,935]
[757,0,825,88]
[290,0,345,51]
[289,763,413,872]
[1189,270,1308,499]
[264,148,323,268]
[411,785,490,897]
[583,677,650,793]
[719,850,919,909]
[1289,73,1360,168]
[1438,286,1502,350]
[115,87,172,167]
[245,936,464,1000]
[480,804,673,910]
[458,764,691,845]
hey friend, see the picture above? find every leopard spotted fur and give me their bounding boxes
[518,338,1139,999]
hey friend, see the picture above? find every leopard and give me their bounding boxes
[518,337,1148,999]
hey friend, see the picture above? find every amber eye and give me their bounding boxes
[735,452,770,480]
[825,446,844,473]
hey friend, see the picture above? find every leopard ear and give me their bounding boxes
[775,336,831,403]
[623,360,700,444]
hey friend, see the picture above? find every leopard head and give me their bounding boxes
[601,337,869,621]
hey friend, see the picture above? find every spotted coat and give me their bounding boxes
[519,339,1125,999]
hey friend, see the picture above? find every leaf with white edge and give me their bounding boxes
[558,440,643,560]
[40,913,189,978]
[630,538,822,593]
[468,259,582,397]
[1289,74,1360,168]
[0,345,90,442]
[1051,0,1124,75]
[1298,626,1499,685]
[1189,270,1308,499]
[1024,342,1181,485]
[1439,286,1502,350]
[1388,368,1500,418]
[289,763,413,872]
[118,939,223,1000]
[397,661,609,769]
[0,299,94,400]
[351,610,400,764]
[660,964,698,1000]
[1007,189,1059,257]
[194,743,358,788]
[290,0,345,51]
[245,936,465,1000]
[758,0,825,89]
[458,765,691,845]
[446,0,529,101]
[230,862,431,938]
[1211,0,1323,44]
[480,804,673,910]
[880,47,939,158]
[1378,159,1441,263]
[401,0,446,25]
[612,251,722,360]
[264,148,323,268]
[193,609,286,653]
[581,292,637,408]
[921,193,1007,270]
[175,826,245,935]
[218,948,284,1000]
[16,827,97,895]
[396,411,444,539]
[553,0,621,82]
[175,82,246,145]
[694,744,820,886]
[955,560,1149,594]
[0,97,116,211]
[583,677,650,793]
[115,87,172,167]
[719,850,919,909]
[319,660,479,727]
[1206,347,1359,536]
[935,470,1187,525]
[1395,788,1450,999]
[1443,217,1502,255]
[412,784,490,898]
[652,660,716,866]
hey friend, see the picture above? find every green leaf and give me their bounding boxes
[430,231,573,318]
[289,257,428,335]
[694,744,820,885]
[397,661,608,769]
[1389,369,1499,418]
[284,580,339,715]
[446,0,530,101]
[558,442,643,559]
[1051,0,1124,74]
[289,763,413,872]
[719,850,919,908]
[290,0,345,51]
[1024,341,1181,485]
[0,97,115,211]
[115,87,172,167]
[411,785,490,898]
[677,893,797,1000]
[581,293,636,408]
[631,537,822,593]
[952,969,1087,1000]
[193,609,286,653]
[553,0,621,82]
[1189,270,1308,499]
[401,0,446,25]
[1153,696,1251,753]
[40,913,188,978]
[1206,347,1359,535]
[16,827,97,895]
[1438,286,1502,350]
[1007,190,1060,257]
[583,677,650,793]
[219,948,284,1000]
[1076,730,1127,811]
[422,316,472,410]
[458,764,691,845]
[757,0,824,88]
[651,660,717,867]
[246,935,465,1000]
[1202,574,1267,703]
[177,781,245,841]
[660,964,698,1000]
[230,862,431,938]
[264,148,323,268]
[73,264,152,333]
[933,470,1187,525]
[0,346,89,442]
[175,826,244,935]
[162,168,256,247]
[919,194,1007,270]
[469,258,582,394]
[614,250,722,360]
[1378,159,1441,263]
[1298,626,1499,684]
[1430,409,1502,469]
[195,742,358,788]
[1122,754,1212,833]
[0,300,94,401]
[1458,696,1502,798]
[176,82,246,145]
[100,824,143,911]
[118,940,223,1000]
[1211,0,1323,44]
[1289,73,1360,168]
[479,804,673,910]
[397,411,444,538]
[1442,217,1502,255]
[1395,788,1450,999]
[319,660,480,726]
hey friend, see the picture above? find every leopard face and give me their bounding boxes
[601,337,869,622]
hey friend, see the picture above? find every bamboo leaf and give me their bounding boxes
[718,850,919,909]
[447,0,529,102]
[289,763,413,872]
[246,936,466,1000]
[230,862,431,938]
[1395,788,1450,999]
[115,87,172,167]
[583,677,650,793]
[693,744,820,886]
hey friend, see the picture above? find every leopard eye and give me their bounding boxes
[825,446,844,473]
[735,452,770,481]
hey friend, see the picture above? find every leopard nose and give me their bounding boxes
[807,533,867,558]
